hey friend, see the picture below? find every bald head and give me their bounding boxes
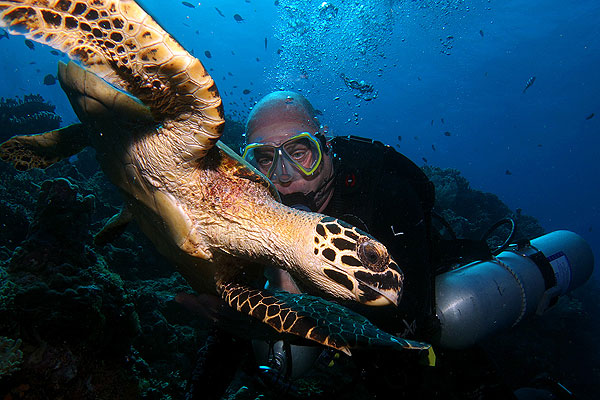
[246,91,320,142]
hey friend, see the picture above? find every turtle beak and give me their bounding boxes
[317,260,403,306]
[351,260,403,306]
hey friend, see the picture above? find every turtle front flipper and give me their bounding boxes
[219,282,431,356]
[0,0,224,159]
[0,123,88,171]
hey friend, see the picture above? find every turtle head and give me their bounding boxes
[302,216,404,306]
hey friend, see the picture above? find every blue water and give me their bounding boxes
[2,0,598,267]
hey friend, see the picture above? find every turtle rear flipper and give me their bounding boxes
[220,282,431,356]
[94,207,134,246]
[0,123,88,171]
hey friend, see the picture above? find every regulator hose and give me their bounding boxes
[480,217,516,256]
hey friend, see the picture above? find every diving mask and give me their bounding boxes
[242,132,323,181]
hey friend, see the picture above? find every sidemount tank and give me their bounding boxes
[435,230,594,349]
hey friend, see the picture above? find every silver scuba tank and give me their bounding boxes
[435,230,594,349]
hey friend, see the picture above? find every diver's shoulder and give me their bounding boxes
[330,134,407,163]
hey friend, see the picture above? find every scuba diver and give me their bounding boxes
[186,91,590,399]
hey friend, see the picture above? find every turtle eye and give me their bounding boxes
[358,239,388,272]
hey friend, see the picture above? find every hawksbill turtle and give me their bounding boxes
[0,0,429,355]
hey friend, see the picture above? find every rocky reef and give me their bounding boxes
[0,98,207,399]
[423,165,545,246]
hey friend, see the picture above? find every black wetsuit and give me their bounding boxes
[317,136,516,400]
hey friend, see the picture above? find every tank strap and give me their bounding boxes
[515,242,560,310]
[527,250,558,291]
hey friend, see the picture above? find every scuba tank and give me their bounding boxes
[435,230,594,349]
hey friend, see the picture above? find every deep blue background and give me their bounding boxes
[1,0,598,273]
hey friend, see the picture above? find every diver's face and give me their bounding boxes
[247,128,330,197]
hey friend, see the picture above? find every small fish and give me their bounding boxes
[522,76,536,93]
[264,37,268,50]
[256,57,260,62]
[181,1,195,8]
[444,131,451,137]
[441,118,445,124]
[228,72,233,76]
[314,109,323,116]
[479,30,484,37]
[0,28,8,40]
[243,89,251,94]
[233,14,245,22]
[585,113,594,120]
[204,50,212,58]
[50,50,60,56]
[397,135,402,142]
[422,157,428,164]
[414,136,419,140]
[43,74,56,85]
[432,144,436,151]
[215,7,225,17]
[430,119,434,126]
[505,170,512,175]
[277,48,283,55]
[24,39,34,50]
[537,144,543,147]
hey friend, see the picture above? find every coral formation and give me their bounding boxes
[0,95,61,140]
[0,337,22,378]
[0,95,210,399]
[423,165,545,244]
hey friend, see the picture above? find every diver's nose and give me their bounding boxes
[277,172,293,184]
[272,151,294,183]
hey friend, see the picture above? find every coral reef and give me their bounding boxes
[0,337,22,378]
[0,96,209,399]
[0,178,140,397]
[0,95,61,140]
[423,165,545,243]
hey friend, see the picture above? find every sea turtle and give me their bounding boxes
[0,0,429,355]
